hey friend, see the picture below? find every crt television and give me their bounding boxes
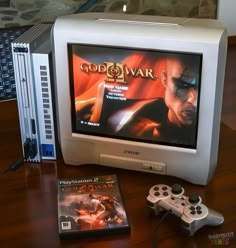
[52,13,227,185]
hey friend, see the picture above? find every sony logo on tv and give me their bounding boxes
[123,150,140,155]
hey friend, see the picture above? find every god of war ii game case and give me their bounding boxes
[57,174,130,238]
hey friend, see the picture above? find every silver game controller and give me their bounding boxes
[147,184,224,236]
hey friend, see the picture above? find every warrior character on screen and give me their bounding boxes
[114,55,200,146]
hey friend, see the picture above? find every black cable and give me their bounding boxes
[0,158,24,177]
[153,210,172,248]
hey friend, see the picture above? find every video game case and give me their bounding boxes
[57,174,130,238]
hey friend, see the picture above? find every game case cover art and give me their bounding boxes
[69,44,202,148]
[57,174,130,238]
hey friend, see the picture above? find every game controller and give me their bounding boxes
[147,184,224,236]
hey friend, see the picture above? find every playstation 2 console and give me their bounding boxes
[11,23,57,162]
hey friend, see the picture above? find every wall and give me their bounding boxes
[128,0,217,18]
[0,0,218,28]
[217,0,236,36]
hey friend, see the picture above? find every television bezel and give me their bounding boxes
[52,13,227,185]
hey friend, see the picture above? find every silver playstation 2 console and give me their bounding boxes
[12,23,56,162]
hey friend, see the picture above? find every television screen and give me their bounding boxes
[68,44,202,149]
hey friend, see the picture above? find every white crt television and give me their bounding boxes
[52,13,227,185]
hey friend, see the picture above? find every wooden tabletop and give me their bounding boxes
[0,100,235,248]
[0,45,236,248]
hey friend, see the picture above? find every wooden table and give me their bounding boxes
[0,97,235,248]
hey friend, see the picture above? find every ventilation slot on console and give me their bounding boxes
[40,65,52,140]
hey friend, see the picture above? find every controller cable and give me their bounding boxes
[0,142,32,177]
[153,209,172,248]
[0,158,24,177]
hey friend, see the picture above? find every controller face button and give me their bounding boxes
[190,210,196,215]
[196,206,202,210]
[162,186,168,190]
[190,206,195,211]
[197,210,202,215]
[154,192,160,196]
[154,186,159,191]
[163,192,169,196]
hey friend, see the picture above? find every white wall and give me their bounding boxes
[217,0,236,36]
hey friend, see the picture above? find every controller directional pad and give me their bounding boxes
[151,184,171,198]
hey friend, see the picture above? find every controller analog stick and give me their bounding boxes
[171,184,183,195]
[189,194,200,204]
